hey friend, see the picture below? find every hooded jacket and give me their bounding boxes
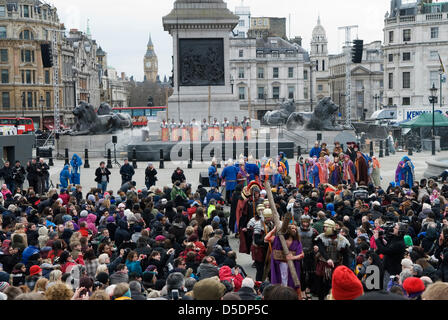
[219,266,243,292]
[197,263,219,281]
[86,214,98,235]
[59,165,71,188]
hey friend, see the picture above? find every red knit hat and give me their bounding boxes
[403,277,425,298]
[29,265,42,276]
[317,203,323,209]
[331,266,364,300]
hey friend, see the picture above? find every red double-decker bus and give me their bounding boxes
[112,106,167,127]
[0,117,35,134]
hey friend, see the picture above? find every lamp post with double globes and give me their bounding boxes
[429,83,438,156]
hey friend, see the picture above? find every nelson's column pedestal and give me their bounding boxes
[162,0,248,123]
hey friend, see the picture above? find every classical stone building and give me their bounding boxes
[0,0,66,128]
[383,0,448,117]
[232,1,250,38]
[144,33,158,82]
[328,41,384,121]
[247,17,287,39]
[310,17,330,102]
[230,36,313,120]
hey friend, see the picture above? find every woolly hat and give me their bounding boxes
[401,258,413,270]
[156,213,164,221]
[106,216,115,223]
[422,203,432,211]
[62,215,72,223]
[29,265,42,276]
[331,266,364,300]
[0,282,9,292]
[118,203,126,209]
[403,277,425,298]
[155,235,166,242]
[87,194,96,203]
[193,278,226,300]
[212,216,220,223]
[241,277,255,289]
[316,203,323,209]
[80,210,88,218]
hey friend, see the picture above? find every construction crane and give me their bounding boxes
[338,25,358,128]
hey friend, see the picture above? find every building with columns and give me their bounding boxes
[328,41,384,121]
[144,33,158,82]
[310,17,330,102]
[383,0,448,121]
[229,36,313,120]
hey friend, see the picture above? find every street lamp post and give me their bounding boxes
[429,83,438,156]
[39,96,45,131]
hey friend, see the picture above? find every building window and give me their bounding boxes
[0,6,5,17]
[322,60,325,71]
[388,54,393,62]
[20,30,33,40]
[272,51,279,58]
[304,87,308,99]
[403,72,410,89]
[0,49,7,62]
[239,20,245,27]
[27,92,33,108]
[23,5,29,18]
[258,87,265,99]
[380,80,384,88]
[1,69,8,83]
[256,50,263,58]
[304,70,308,80]
[316,61,319,71]
[42,9,47,20]
[431,27,439,39]
[45,70,50,84]
[26,70,31,84]
[389,31,394,43]
[273,67,279,78]
[238,67,244,79]
[388,73,393,89]
[288,86,294,99]
[0,27,6,39]
[388,98,393,106]
[2,92,9,109]
[318,84,323,92]
[288,67,294,78]
[46,92,51,109]
[257,67,264,79]
[238,32,245,38]
[403,52,411,61]
[239,50,244,58]
[430,71,440,88]
[402,97,410,106]
[21,50,34,63]
[239,87,245,100]
[430,51,439,60]
[273,86,280,99]
[403,29,411,42]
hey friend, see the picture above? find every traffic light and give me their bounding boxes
[41,43,53,68]
[351,40,364,64]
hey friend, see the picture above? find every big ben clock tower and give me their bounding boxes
[144,33,158,82]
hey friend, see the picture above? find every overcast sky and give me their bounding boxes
[48,0,396,81]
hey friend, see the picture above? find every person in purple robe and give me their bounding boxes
[395,160,405,184]
[265,222,304,292]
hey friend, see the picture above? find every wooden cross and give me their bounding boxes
[264,181,301,288]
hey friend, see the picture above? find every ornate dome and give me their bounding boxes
[312,16,326,40]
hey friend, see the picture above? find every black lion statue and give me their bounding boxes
[70,101,132,136]
[286,97,343,131]
[262,100,296,126]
